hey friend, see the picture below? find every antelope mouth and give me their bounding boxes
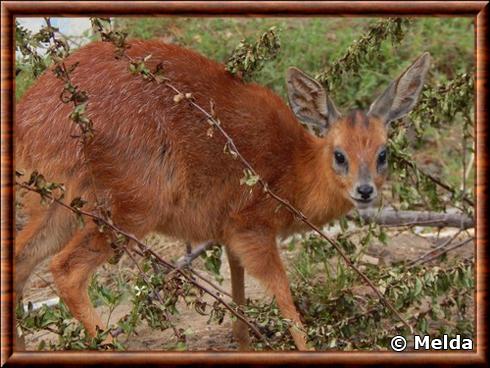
[350,196,375,209]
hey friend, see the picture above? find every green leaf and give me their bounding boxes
[240,169,260,187]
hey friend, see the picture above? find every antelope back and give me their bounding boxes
[16,40,311,240]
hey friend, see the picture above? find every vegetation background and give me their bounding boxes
[16,17,475,351]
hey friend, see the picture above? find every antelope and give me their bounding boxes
[14,39,430,351]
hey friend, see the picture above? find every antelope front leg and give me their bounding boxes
[227,230,309,351]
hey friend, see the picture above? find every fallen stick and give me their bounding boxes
[356,208,474,229]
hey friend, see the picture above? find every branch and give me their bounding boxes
[393,153,474,207]
[407,230,463,267]
[122,244,182,340]
[168,242,232,299]
[15,181,270,347]
[316,18,410,91]
[98,47,414,334]
[356,208,474,229]
[175,241,214,269]
[416,237,473,266]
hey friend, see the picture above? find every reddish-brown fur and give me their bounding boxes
[15,40,419,351]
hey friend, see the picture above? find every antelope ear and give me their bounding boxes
[368,52,431,125]
[286,67,340,136]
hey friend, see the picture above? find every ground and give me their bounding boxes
[21,226,474,351]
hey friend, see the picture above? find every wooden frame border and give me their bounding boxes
[1,1,488,366]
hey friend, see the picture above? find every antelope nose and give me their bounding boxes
[357,184,374,200]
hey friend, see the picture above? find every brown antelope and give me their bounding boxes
[15,39,430,351]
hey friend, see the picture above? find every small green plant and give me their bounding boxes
[16,300,124,351]
[225,26,281,81]
[316,18,411,92]
[260,234,474,350]
[200,244,224,283]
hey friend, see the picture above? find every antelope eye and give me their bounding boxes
[334,151,346,165]
[378,149,387,165]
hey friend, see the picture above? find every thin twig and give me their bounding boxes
[99,45,415,333]
[407,230,463,268]
[464,153,474,182]
[133,243,233,300]
[394,154,474,207]
[187,269,232,299]
[176,242,232,298]
[26,18,416,342]
[121,244,182,340]
[417,237,473,266]
[33,272,58,296]
[175,241,214,269]
[136,243,270,346]
[15,181,270,346]
[42,18,101,206]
